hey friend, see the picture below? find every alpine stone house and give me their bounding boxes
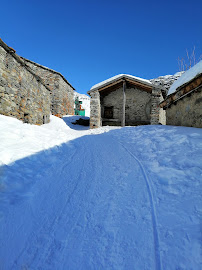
[87,74,166,128]
[0,38,75,125]
[160,60,202,128]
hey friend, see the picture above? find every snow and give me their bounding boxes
[168,60,202,95]
[0,115,117,166]
[0,115,202,269]
[150,71,184,93]
[90,74,152,91]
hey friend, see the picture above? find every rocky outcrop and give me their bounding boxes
[150,72,184,94]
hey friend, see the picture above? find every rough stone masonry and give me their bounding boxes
[0,39,50,125]
[0,38,75,125]
[87,75,166,128]
[22,58,75,118]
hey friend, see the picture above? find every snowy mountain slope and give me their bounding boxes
[150,71,184,93]
[74,91,90,117]
[0,119,201,269]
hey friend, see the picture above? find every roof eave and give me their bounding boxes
[88,75,153,94]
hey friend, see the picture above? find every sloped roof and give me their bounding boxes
[168,61,202,95]
[89,74,152,93]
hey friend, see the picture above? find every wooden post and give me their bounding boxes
[122,80,126,127]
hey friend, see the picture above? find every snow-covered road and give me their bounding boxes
[0,120,202,269]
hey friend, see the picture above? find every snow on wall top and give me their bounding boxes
[168,61,202,95]
[90,74,152,91]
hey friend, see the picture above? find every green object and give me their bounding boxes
[75,97,85,116]
[74,109,85,116]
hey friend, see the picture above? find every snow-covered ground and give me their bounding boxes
[0,115,117,166]
[0,115,202,269]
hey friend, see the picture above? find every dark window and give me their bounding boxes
[104,106,113,119]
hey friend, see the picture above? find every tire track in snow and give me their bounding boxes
[118,141,162,270]
[42,140,98,268]
[11,144,83,269]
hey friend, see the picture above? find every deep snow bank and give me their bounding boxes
[0,115,118,165]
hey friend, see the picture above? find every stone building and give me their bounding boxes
[0,38,51,125]
[160,61,202,128]
[22,57,75,117]
[0,38,75,125]
[87,74,166,128]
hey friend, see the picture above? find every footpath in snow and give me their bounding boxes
[0,115,202,270]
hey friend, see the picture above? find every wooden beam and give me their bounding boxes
[98,79,123,92]
[125,78,152,93]
[122,80,126,127]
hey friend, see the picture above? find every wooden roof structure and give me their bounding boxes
[160,74,202,109]
[87,74,155,96]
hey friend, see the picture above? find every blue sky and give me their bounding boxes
[1,0,202,94]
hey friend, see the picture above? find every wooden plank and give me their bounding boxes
[122,81,126,127]
[98,79,123,92]
[125,78,152,92]
[99,82,123,96]
[98,77,152,94]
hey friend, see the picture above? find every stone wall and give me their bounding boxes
[101,87,151,125]
[89,90,101,128]
[101,88,122,125]
[150,87,166,125]
[166,87,202,128]
[0,45,50,125]
[23,58,74,117]
[89,85,165,128]
[159,91,166,125]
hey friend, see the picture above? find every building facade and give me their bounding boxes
[88,74,165,129]
[0,39,50,125]
[160,64,202,128]
[22,58,75,117]
[0,38,75,125]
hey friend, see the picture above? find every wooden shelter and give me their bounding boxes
[88,74,165,128]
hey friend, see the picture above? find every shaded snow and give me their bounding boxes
[90,74,151,91]
[168,60,202,95]
[0,115,118,166]
[0,116,202,269]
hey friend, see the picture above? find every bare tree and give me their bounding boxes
[178,47,202,71]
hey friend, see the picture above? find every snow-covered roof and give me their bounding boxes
[90,74,152,91]
[168,61,202,95]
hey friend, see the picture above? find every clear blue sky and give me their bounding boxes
[1,0,202,94]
